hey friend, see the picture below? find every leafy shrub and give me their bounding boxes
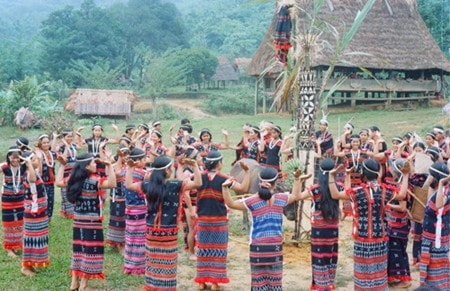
[156,103,182,120]
[203,87,253,115]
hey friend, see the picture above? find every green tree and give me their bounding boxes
[40,0,122,82]
[171,48,218,88]
[418,0,450,58]
[65,59,126,88]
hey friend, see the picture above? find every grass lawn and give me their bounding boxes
[0,105,448,290]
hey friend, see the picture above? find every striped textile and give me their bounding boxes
[1,163,24,251]
[144,229,178,290]
[346,183,395,291]
[70,174,105,279]
[60,162,75,218]
[106,180,126,247]
[244,193,288,290]
[386,201,411,282]
[420,239,450,289]
[195,171,231,285]
[22,175,49,268]
[195,218,229,284]
[123,205,146,275]
[249,244,283,291]
[419,189,450,288]
[123,167,146,275]
[354,240,388,290]
[143,180,183,290]
[22,215,49,267]
[309,185,339,290]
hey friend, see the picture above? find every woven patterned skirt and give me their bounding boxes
[310,226,339,290]
[195,217,230,284]
[249,244,283,291]
[70,219,105,279]
[143,227,179,290]
[22,212,49,268]
[60,187,74,219]
[44,184,55,221]
[353,240,388,291]
[1,193,24,251]
[106,197,126,248]
[387,236,411,282]
[123,205,146,275]
[420,238,450,289]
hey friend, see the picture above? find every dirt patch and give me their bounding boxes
[134,99,213,120]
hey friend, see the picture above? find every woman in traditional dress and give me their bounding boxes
[122,148,148,275]
[192,128,230,166]
[147,130,173,166]
[385,158,412,288]
[126,155,201,290]
[55,128,78,219]
[408,142,434,266]
[177,147,202,260]
[260,125,283,173]
[35,133,57,222]
[105,147,129,253]
[294,158,340,291]
[334,134,369,220]
[329,159,406,291]
[1,146,25,257]
[418,162,450,289]
[222,167,311,291]
[194,150,250,291]
[20,151,49,276]
[55,151,116,291]
[76,123,119,177]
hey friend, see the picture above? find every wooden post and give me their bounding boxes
[351,92,356,107]
[254,77,259,115]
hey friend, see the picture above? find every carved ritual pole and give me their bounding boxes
[293,46,317,241]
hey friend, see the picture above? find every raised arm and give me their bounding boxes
[328,165,350,200]
[183,159,202,190]
[99,160,116,189]
[222,178,246,211]
[288,170,313,204]
[435,175,450,209]
[230,161,250,193]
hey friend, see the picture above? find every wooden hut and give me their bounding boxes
[210,56,239,88]
[248,0,450,110]
[65,89,139,118]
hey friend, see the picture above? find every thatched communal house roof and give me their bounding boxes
[65,89,139,118]
[211,56,239,81]
[248,0,450,76]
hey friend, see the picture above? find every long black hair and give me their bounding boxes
[141,156,172,211]
[67,153,94,203]
[319,158,339,221]
[361,159,380,181]
[429,162,449,189]
[258,167,278,201]
[204,150,222,171]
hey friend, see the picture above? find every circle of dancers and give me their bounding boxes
[2,118,450,290]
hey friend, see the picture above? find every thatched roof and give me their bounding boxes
[65,89,139,117]
[248,0,450,76]
[234,57,252,73]
[211,56,239,81]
